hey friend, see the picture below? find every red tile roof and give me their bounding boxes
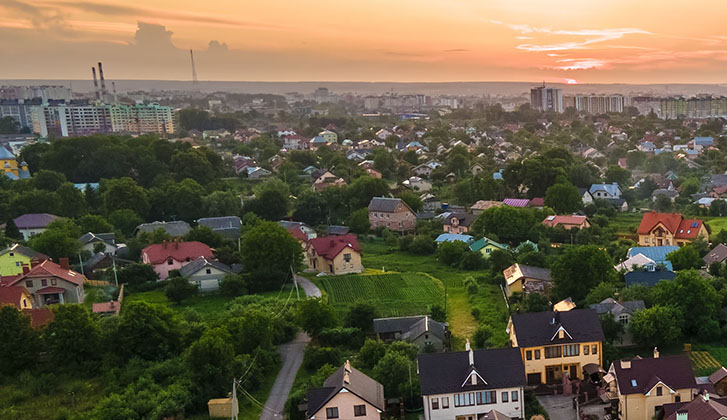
[142,241,213,265]
[528,197,545,207]
[10,259,85,286]
[309,234,361,261]
[23,308,54,328]
[542,215,589,228]
[287,226,308,243]
[637,212,704,239]
[0,285,29,308]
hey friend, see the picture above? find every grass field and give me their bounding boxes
[317,272,444,317]
[689,350,722,376]
[0,376,105,420]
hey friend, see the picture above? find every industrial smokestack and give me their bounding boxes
[98,62,106,93]
[91,66,99,100]
[112,81,117,103]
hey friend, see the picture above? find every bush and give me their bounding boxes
[164,277,198,303]
[344,302,377,332]
[428,304,446,322]
[473,325,493,348]
[317,327,365,349]
[219,274,247,297]
[359,339,387,369]
[460,251,486,270]
[437,241,468,266]
[409,235,436,255]
[303,347,341,371]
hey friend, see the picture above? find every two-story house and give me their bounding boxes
[306,234,364,275]
[507,309,604,385]
[637,212,708,247]
[418,342,526,420]
[442,213,475,235]
[141,240,214,280]
[179,257,238,292]
[306,361,384,420]
[368,197,416,233]
[589,183,623,199]
[8,258,86,306]
[502,263,552,297]
[0,244,47,277]
[606,351,696,420]
[13,213,60,240]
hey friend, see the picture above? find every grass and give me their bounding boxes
[124,290,237,322]
[0,375,105,420]
[316,272,443,317]
[82,285,115,309]
[693,344,727,375]
[689,350,722,376]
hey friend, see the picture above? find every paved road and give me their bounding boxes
[259,276,321,420]
[537,394,576,420]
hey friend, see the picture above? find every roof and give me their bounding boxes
[637,212,704,239]
[326,225,349,236]
[624,269,676,287]
[435,233,474,243]
[0,243,47,260]
[612,355,696,395]
[11,259,85,286]
[443,213,475,227]
[627,246,679,268]
[664,394,727,420]
[0,147,15,160]
[0,285,29,307]
[142,241,213,265]
[709,367,727,385]
[136,220,191,237]
[179,257,236,277]
[401,316,447,342]
[510,309,605,347]
[307,363,384,417]
[503,198,529,207]
[589,298,645,317]
[469,237,509,252]
[373,315,447,341]
[479,411,512,420]
[589,183,622,197]
[78,232,116,247]
[418,347,525,395]
[368,196,413,213]
[542,214,588,228]
[23,308,54,328]
[13,213,59,229]
[309,234,361,261]
[504,263,551,286]
[614,253,656,272]
[528,197,545,207]
[471,200,502,210]
[197,216,242,231]
[705,243,727,265]
[92,300,121,315]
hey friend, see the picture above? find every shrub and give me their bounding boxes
[164,277,198,304]
[472,325,493,349]
[303,347,341,371]
[409,235,436,255]
[317,327,365,349]
[219,274,247,297]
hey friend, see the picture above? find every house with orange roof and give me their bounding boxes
[7,258,85,306]
[542,215,590,230]
[637,211,707,247]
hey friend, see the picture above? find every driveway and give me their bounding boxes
[258,276,321,420]
[537,394,576,420]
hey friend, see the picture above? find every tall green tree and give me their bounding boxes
[239,221,303,291]
[551,245,617,302]
[45,305,101,367]
[545,183,583,214]
[0,306,38,375]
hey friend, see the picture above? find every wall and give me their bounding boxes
[0,252,31,277]
[313,389,380,420]
[187,266,229,291]
[508,337,602,384]
[369,205,416,232]
[310,250,364,275]
[22,276,84,305]
[423,387,524,420]
[619,388,692,420]
[19,228,47,241]
[150,259,187,280]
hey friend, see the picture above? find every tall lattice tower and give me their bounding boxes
[190,49,198,84]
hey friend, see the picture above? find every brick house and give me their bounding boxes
[368,197,416,232]
[8,259,86,306]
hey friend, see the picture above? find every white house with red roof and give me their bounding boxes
[637,211,708,247]
[8,258,85,306]
[142,240,214,280]
[306,234,364,275]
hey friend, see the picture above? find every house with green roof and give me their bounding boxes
[469,237,509,258]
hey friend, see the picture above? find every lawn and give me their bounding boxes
[316,272,444,317]
[0,376,105,420]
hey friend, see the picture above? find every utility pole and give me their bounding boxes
[291,265,300,300]
[232,379,239,420]
[78,253,84,276]
[112,257,119,288]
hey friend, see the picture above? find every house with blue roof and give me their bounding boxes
[624,263,676,287]
[692,136,714,151]
[626,246,678,271]
[435,233,474,244]
[589,183,623,200]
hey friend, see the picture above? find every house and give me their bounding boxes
[13,213,60,240]
[313,171,346,191]
[652,189,679,202]
[502,263,552,297]
[78,232,120,255]
[368,197,417,232]
[605,198,629,212]
[589,298,645,347]
[471,163,484,176]
[82,253,132,279]
[589,183,623,199]
[615,253,657,272]
[307,234,363,275]
[418,343,525,420]
[373,315,447,352]
[626,246,676,271]
[179,257,238,291]
[541,215,590,230]
[435,233,474,244]
[279,221,317,241]
[135,220,191,238]
[318,129,338,144]
[625,264,677,287]
[8,259,86,306]
[662,392,727,420]
[0,285,34,309]
[327,225,350,236]
[469,237,509,258]
[709,368,727,396]
[637,212,708,247]
[247,166,273,179]
[471,200,502,215]
[141,240,214,280]
[704,243,727,266]
[578,188,594,206]
[606,352,696,420]
[306,361,384,420]
[197,216,242,240]
[0,244,47,277]
[507,309,604,385]
[442,213,475,234]
[0,146,29,180]
[403,176,432,192]
[421,193,442,212]
[503,198,530,208]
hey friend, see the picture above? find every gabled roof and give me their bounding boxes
[469,237,508,252]
[637,212,704,239]
[542,215,588,228]
[709,367,727,385]
[510,309,604,347]
[625,269,676,287]
[0,243,47,260]
[309,234,360,261]
[418,347,525,395]
[307,363,384,417]
[612,355,696,395]
[503,263,551,285]
[443,213,475,227]
[373,315,447,342]
[368,197,413,213]
[197,216,242,231]
[589,183,622,196]
[614,253,656,272]
[589,298,645,317]
[11,259,85,286]
[179,257,236,277]
[13,213,59,229]
[78,232,116,247]
[135,220,191,237]
[663,394,727,420]
[0,285,30,307]
[704,244,727,265]
[142,241,213,265]
[435,233,474,243]
[627,246,678,269]
[503,198,529,207]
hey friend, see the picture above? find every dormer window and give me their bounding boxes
[167,258,173,265]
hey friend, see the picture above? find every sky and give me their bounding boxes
[1,0,726,83]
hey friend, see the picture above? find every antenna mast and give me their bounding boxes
[190,49,198,84]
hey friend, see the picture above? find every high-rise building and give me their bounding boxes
[0,85,73,101]
[572,95,625,114]
[530,85,563,112]
[0,99,41,130]
[659,96,727,119]
[109,103,175,134]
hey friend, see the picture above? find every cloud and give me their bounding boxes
[207,40,228,53]
[0,0,68,32]
[444,48,469,53]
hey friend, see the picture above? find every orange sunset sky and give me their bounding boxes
[1,0,726,83]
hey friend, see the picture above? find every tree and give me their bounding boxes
[170,150,216,185]
[78,214,113,234]
[489,249,515,273]
[165,277,198,304]
[599,313,624,344]
[359,339,387,369]
[219,274,247,297]
[0,306,38,375]
[471,206,539,243]
[296,298,336,337]
[397,191,423,213]
[347,176,389,210]
[117,262,159,286]
[0,116,19,134]
[239,221,303,291]
[45,304,101,367]
[4,219,21,240]
[604,165,631,187]
[473,325,493,348]
[544,183,583,214]
[409,235,435,255]
[344,302,377,332]
[184,225,230,248]
[654,195,673,212]
[113,302,184,361]
[666,245,703,270]
[109,209,143,237]
[33,170,67,190]
[203,190,240,217]
[551,245,617,302]
[28,220,81,260]
[373,351,417,400]
[246,178,291,220]
[629,305,683,346]
[347,208,370,234]
[226,307,275,354]
[652,270,720,337]
[585,282,618,305]
[437,241,468,266]
[103,177,150,218]
[186,328,240,399]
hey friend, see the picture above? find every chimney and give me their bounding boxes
[91,66,99,100]
[620,359,631,369]
[467,341,474,366]
[98,62,106,93]
[704,392,710,401]
[343,360,351,384]
[465,339,471,352]
[653,347,659,359]
[344,360,351,373]
[59,257,69,270]
[22,265,29,275]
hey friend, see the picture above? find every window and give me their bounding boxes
[656,387,663,396]
[51,279,57,286]
[545,346,562,358]
[25,280,33,288]
[619,314,629,325]
[431,398,439,410]
[441,397,449,409]
[326,407,339,419]
[644,238,649,244]
[592,345,598,355]
[9,252,13,256]
[534,350,541,359]
[22,299,27,308]
[476,391,496,405]
[455,392,475,407]
[526,350,532,360]
[41,279,47,287]
[584,345,590,355]
[205,268,212,274]
[354,405,366,416]
[344,253,352,262]
[511,391,519,402]
[501,392,508,403]
[563,344,580,357]
[15,261,21,266]
[167,258,173,265]
[676,395,681,402]
[486,248,491,254]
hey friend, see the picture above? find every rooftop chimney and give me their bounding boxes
[620,360,631,369]
[344,360,351,373]
[59,257,69,270]
[465,339,471,352]
[676,411,688,420]
[704,392,710,401]
[467,340,474,366]
[22,265,29,275]
[653,347,659,359]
